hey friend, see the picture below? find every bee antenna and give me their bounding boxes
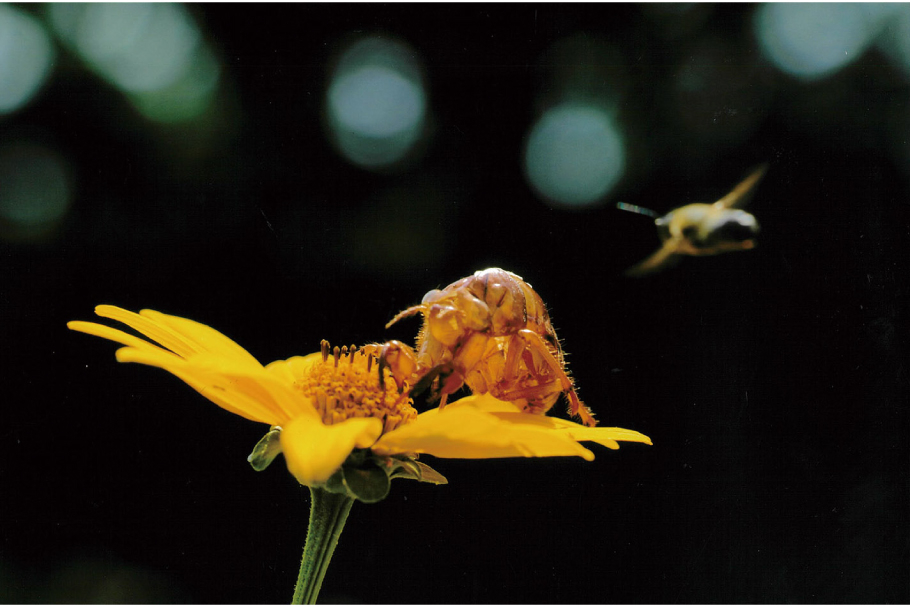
[616,202,659,218]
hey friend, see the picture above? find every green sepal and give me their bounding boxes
[384,455,448,485]
[322,452,391,504]
[387,457,422,481]
[319,450,448,503]
[247,426,283,472]
[411,459,448,484]
[340,462,391,504]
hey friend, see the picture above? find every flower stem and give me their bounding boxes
[292,487,355,605]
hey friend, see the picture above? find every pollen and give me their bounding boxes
[292,340,418,433]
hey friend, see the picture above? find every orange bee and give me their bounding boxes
[384,268,597,427]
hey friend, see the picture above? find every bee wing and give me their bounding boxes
[624,240,681,277]
[714,164,768,209]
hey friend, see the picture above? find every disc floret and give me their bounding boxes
[292,340,417,434]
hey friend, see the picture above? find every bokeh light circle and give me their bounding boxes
[755,3,877,80]
[524,103,625,208]
[46,3,220,123]
[326,37,427,169]
[74,3,199,93]
[0,143,72,243]
[330,66,423,138]
[0,5,55,114]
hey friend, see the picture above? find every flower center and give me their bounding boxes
[292,340,418,433]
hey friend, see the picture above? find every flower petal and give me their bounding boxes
[115,347,319,425]
[542,418,653,450]
[446,393,524,414]
[88,305,263,369]
[70,310,324,426]
[67,320,173,356]
[447,394,653,450]
[136,308,262,367]
[371,402,595,460]
[265,353,323,383]
[280,415,383,486]
[489,413,653,450]
[93,305,200,359]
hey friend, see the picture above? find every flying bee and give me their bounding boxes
[618,164,768,277]
[384,268,597,427]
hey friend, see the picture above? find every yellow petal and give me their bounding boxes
[544,418,653,450]
[115,347,319,426]
[67,318,302,425]
[91,305,262,367]
[280,415,383,486]
[446,393,524,414]
[449,394,653,450]
[371,403,595,460]
[490,412,652,450]
[120,348,279,424]
[67,321,173,357]
[265,353,323,383]
[137,308,262,367]
[93,306,199,359]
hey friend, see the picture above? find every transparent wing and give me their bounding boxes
[714,164,768,209]
[624,240,681,277]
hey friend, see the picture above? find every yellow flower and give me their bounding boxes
[68,306,652,490]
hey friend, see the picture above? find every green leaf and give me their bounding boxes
[247,427,283,472]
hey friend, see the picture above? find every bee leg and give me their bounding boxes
[377,340,418,393]
[516,329,598,427]
[437,370,466,410]
[411,364,444,398]
[563,385,596,428]
[501,333,525,384]
[411,363,464,411]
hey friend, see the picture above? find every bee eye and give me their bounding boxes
[421,289,445,305]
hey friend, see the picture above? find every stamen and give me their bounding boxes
[325,396,338,424]
[290,341,418,433]
[384,413,402,434]
[377,354,387,391]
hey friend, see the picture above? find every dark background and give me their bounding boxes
[2,3,909,603]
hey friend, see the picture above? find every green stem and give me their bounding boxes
[291,487,355,605]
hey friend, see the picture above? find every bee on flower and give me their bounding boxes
[385,267,598,427]
[69,305,651,603]
[68,305,650,496]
